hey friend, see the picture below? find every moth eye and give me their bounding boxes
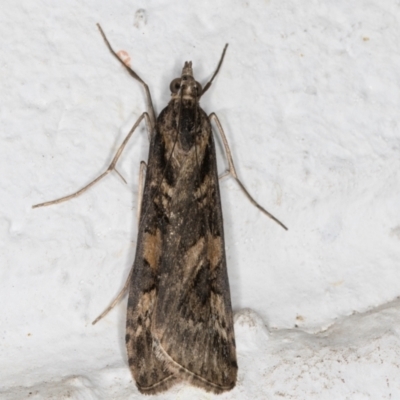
[170,78,181,93]
[195,81,203,96]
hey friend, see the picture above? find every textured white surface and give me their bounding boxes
[1,0,400,399]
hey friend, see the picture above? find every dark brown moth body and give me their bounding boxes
[33,25,287,396]
[127,62,237,394]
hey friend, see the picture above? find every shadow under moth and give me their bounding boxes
[33,24,287,395]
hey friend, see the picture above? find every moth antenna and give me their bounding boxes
[202,44,228,96]
[96,24,156,131]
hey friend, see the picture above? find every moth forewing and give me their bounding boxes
[125,59,237,394]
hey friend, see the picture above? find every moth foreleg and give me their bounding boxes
[210,112,288,231]
[33,112,150,209]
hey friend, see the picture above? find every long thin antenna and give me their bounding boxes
[202,44,229,96]
[96,24,156,131]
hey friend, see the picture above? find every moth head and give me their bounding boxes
[170,61,203,99]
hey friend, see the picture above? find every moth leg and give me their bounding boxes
[92,267,133,325]
[97,24,156,132]
[209,112,288,231]
[137,161,147,223]
[92,163,147,325]
[33,112,150,208]
[202,44,229,96]
[218,170,230,180]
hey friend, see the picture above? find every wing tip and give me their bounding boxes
[154,338,237,394]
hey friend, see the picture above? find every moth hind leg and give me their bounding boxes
[92,160,147,325]
[137,161,147,221]
[92,267,133,325]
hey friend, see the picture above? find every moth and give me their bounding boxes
[33,24,287,395]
